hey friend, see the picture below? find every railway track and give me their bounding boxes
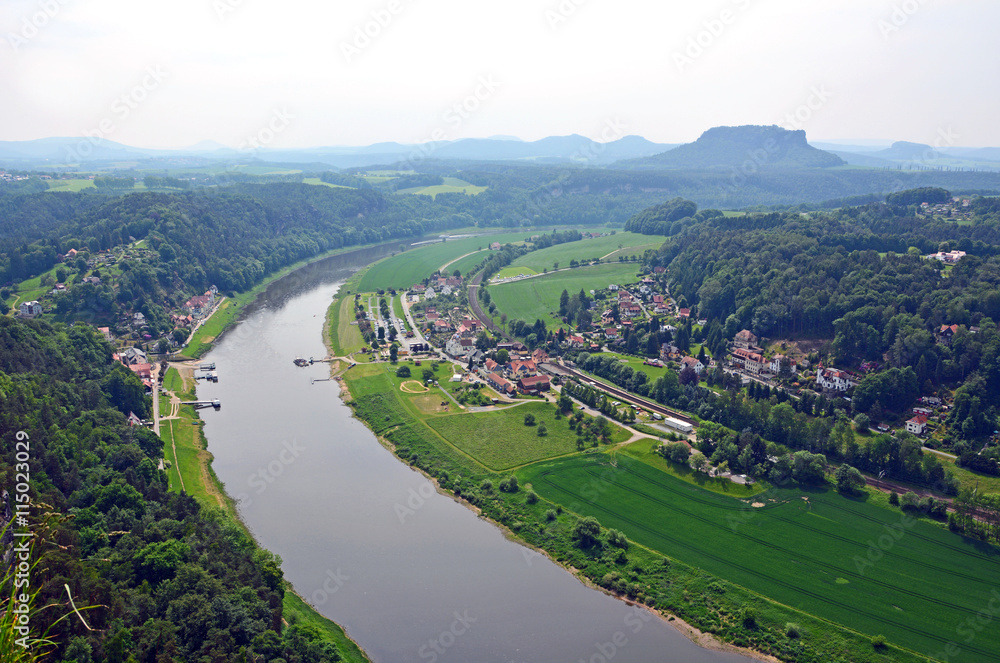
[541,361,696,425]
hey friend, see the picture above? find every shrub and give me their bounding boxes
[498,476,519,493]
[871,634,887,649]
[480,479,494,494]
[544,509,557,521]
[900,491,920,510]
[396,365,411,378]
[526,490,539,504]
[738,606,757,628]
[537,423,547,437]
[606,529,629,549]
[889,491,899,506]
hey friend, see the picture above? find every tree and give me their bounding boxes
[573,516,602,547]
[559,289,570,316]
[663,442,690,464]
[389,345,398,363]
[606,529,629,549]
[524,413,536,426]
[496,349,509,364]
[679,365,698,386]
[422,369,435,382]
[690,451,710,473]
[854,413,870,432]
[537,423,547,437]
[396,365,411,377]
[836,463,866,494]
[792,451,827,485]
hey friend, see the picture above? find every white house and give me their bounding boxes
[816,368,854,392]
[905,415,929,435]
[770,355,796,375]
[679,356,705,375]
[19,301,42,318]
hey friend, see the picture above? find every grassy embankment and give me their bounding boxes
[157,367,372,662]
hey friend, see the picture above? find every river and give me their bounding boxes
[197,248,753,663]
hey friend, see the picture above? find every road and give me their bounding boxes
[399,291,427,348]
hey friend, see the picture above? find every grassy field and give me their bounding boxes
[390,295,410,331]
[426,401,629,471]
[302,177,350,189]
[358,232,530,291]
[446,250,489,277]
[507,232,657,272]
[489,263,642,325]
[397,177,487,198]
[328,294,365,356]
[45,178,97,192]
[520,453,1000,661]
[495,265,539,279]
[595,352,672,382]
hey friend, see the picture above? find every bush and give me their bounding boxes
[662,442,690,465]
[498,476,519,493]
[573,516,602,548]
[544,509,557,521]
[738,606,757,629]
[396,365,411,378]
[785,623,801,639]
[524,413,536,426]
[889,491,899,506]
[480,480,494,494]
[537,423,547,437]
[526,490,539,504]
[900,491,920,510]
[871,634,887,649]
[606,529,629,550]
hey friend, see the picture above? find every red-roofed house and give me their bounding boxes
[906,415,929,435]
[517,375,551,395]
[677,308,691,319]
[487,372,516,396]
[734,329,757,350]
[605,328,619,340]
[509,360,537,378]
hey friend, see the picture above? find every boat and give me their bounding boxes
[293,358,310,367]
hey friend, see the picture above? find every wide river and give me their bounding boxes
[198,246,753,663]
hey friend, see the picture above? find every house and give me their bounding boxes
[605,328,620,340]
[930,250,967,264]
[937,324,961,345]
[490,242,501,250]
[128,363,152,380]
[412,284,426,292]
[185,294,211,318]
[567,334,586,348]
[487,372,516,396]
[464,349,486,366]
[532,348,549,364]
[679,356,705,375]
[621,303,642,318]
[734,329,758,350]
[65,248,78,259]
[654,266,666,274]
[660,343,680,360]
[120,347,148,365]
[441,285,453,296]
[18,301,42,318]
[770,355,796,375]
[652,295,665,306]
[509,360,538,379]
[906,415,929,435]
[731,348,766,375]
[424,288,436,299]
[483,358,500,374]
[82,276,102,285]
[425,312,440,321]
[517,375,551,395]
[677,308,691,319]
[133,312,146,327]
[816,367,855,392]
[433,319,453,333]
[98,327,113,342]
[446,336,474,356]
[608,284,619,292]
[126,411,143,427]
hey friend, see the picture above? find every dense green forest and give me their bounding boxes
[0,318,340,661]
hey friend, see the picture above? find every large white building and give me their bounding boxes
[19,301,42,318]
[816,368,854,392]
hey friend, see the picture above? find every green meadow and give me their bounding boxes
[488,263,641,325]
[519,453,1000,662]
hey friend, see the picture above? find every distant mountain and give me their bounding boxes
[874,141,942,161]
[0,135,677,169]
[619,125,845,170]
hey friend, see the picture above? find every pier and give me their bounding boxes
[181,399,221,409]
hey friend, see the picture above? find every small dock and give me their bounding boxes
[200,363,216,370]
[181,399,221,409]
[194,370,219,382]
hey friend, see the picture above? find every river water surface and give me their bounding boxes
[197,248,753,663]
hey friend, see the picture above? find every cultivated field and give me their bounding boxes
[507,232,659,272]
[489,263,641,325]
[520,453,1000,661]
[358,232,529,291]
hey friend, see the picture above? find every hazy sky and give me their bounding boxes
[2,0,998,148]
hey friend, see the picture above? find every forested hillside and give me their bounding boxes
[0,318,339,661]
[634,193,1000,452]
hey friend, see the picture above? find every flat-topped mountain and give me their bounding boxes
[620,125,845,170]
